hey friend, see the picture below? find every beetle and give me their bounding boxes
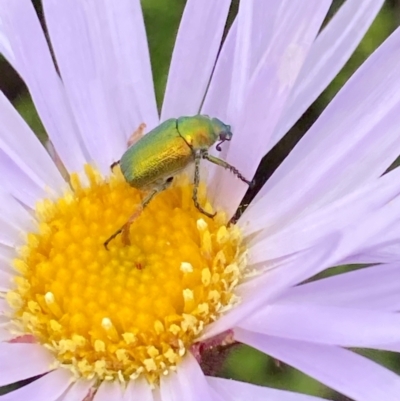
[104,115,252,249]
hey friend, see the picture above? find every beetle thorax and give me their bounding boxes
[177,116,218,151]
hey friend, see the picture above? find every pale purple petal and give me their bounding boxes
[160,354,222,401]
[0,315,9,324]
[0,298,11,317]
[240,304,400,347]
[201,0,287,186]
[245,167,400,263]
[0,190,35,247]
[124,378,153,401]
[377,343,400,353]
[278,263,400,311]
[207,376,332,401]
[161,0,231,120]
[0,258,13,275]
[210,0,331,216]
[235,329,400,401]
[0,269,12,291]
[42,0,155,172]
[0,244,16,270]
[99,0,158,132]
[160,370,180,401]
[94,381,123,401]
[0,148,56,208]
[332,194,400,264]
[201,20,237,123]
[0,93,65,201]
[0,226,24,251]
[0,343,55,386]
[0,309,13,342]
[251,25,400,225]
[0,369,73,401]
[274,0,385,142]
[0,327,14,342]
[201,234,338,341]
[337,185,400,264]
[203,1,282,121]
[176,353,224,401]
[0,0,89,173]
[344,243,400,265]
[0,191,35,232]
[59,379,95,401]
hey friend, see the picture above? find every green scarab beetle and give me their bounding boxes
[104,115,252,248]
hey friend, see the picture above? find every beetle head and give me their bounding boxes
[211,118,232,151]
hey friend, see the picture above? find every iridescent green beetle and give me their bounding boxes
[104,115,252,248]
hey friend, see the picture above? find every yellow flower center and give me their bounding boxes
[7,165,247,383]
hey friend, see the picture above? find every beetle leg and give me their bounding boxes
[192,153,216,218]
[110,160,120,171]
[104,178,173,249]
[127,123,147,147]
[120,178,174,245]
[202,152,253,187]
[104,189,157,250]
[120,188,159,246]
[109,124,147,171]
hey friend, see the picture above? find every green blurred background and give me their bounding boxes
[0,0,399,399]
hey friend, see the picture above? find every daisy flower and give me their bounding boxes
[1,1,400,401]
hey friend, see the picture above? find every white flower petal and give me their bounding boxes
[330,194,400,264]
[0,261,13,276]
[0,269,12,291]
[1,368,73,401]
[210,0,331,216]
[0,314,10,324]
[377,342,400,353]
[274,0,385,142]
[0,191,35,232]
[0,244,16,271]
[160,370,180,401]
[344,243,400,265]
[160,354,222,401]
[201,20,237,123]
[235,329,400,401]
[245,167,400,263]
[0,343,55,386]
[94,381,123,401]
[241,304,400,347]
[0,190,35,248]
[278,263,400,311]
[0,234,23,256]
[0,307,12,342]
[202,0,290,187]
[207,376,331,401]
[0,149,48,208]
[124,378,153,401]
[59,378,95,401]
[42,0,155,172]
[203,1,285,121]
[0,0,88,173]
[0,93,65,204]
[176,353,224,401]
[98,0,159,131]
[251,25,400,224]
[337,184,400,264]
[161,0,231,120]
[201,234,338,341]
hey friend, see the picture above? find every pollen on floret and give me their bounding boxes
[7,165,248,384]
